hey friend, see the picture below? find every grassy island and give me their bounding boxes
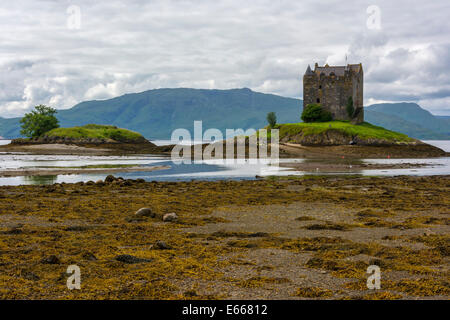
[276,121,413,142]
[264,121,415,146]
[44,124,146,143]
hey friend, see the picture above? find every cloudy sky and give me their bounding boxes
[0,0,449,117]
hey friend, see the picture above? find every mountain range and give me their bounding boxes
[0,88,449,140]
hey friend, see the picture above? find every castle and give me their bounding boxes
[303,63,364,123]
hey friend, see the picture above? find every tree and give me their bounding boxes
[301,104,332,123]
[266,112,277,128]
[20,105,59,138]
[346,96,355,118]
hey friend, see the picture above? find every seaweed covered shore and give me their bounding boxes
[0,175,448,299]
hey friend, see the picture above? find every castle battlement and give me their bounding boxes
[303,63,364,123]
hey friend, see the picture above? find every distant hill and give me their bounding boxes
[365,103,450,139]
[0,88,449,140]
[365,109,450,140]
[0,88,301,140]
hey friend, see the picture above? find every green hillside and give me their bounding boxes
[365,103,450,139]
[54,88,301,139]
[364,110,450,140]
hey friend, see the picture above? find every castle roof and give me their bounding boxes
[312,63,362,76]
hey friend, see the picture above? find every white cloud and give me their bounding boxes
[0,0,449,117]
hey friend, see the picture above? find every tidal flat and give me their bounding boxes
[0,175,448,299]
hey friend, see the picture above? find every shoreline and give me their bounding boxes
[1,138,448,159]
[0,141,174,155]
[0,165,171,177]
[279,159,436,173]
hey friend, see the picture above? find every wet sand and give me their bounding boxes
[280,160,432,173]
[0,175,448,299]
[0,165,171,177]
[0,142,173,155]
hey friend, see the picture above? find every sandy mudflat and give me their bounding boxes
[280,160,431,173]
[0,175,448,299]
[0,143,114,155]
[0,142,173,155]
[0,165,170,177]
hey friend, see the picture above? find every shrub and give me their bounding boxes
[301,104,332,123]
[266,112,277,128]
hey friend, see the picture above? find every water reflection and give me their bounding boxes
[23,175,57,185]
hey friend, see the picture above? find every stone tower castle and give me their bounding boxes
[303,63,364,123]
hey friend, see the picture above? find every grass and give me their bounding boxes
[260,121,413,142]
[45,124,145,143]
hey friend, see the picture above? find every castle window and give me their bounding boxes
[317,98,320,103]
[319,85,322,89]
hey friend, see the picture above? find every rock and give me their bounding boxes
[96,180,105,186]
[136,178,145,183]
[115,254,152,264]
[121,180,132,186]
[105,175,116,183]
[86,181,95,186]
[163,212,178,222]
[41,255,60,264]
[20,270,40,281]
[184,290,198,297]
[154,240,170,250]
[2,227,22,235]
[135,207,155,218]
[64,225,91,231]
[82,252,97,261]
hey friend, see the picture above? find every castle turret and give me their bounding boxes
[305,65,313,75]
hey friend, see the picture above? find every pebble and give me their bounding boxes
[41,255,60,264]
[154,240,170,250]
[163,212,178,222]
[105,175,116,183]
[135,207,155,217]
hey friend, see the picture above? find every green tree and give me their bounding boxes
[346,96,355,117]
[20,105,59,138]
[266,112,277,128]
[301,104,332,123]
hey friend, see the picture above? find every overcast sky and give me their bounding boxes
[0,0,449,117]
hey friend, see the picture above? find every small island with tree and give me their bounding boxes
[2,105,171,155]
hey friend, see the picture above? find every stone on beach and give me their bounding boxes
[135,207,155,217]
[163,212,178,222]
[40,255,60,264]
[154,240,171,250]
[105,175,117,183]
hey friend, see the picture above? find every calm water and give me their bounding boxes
[0,140,449,186]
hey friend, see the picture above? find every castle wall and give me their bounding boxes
[303,65,364,124]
